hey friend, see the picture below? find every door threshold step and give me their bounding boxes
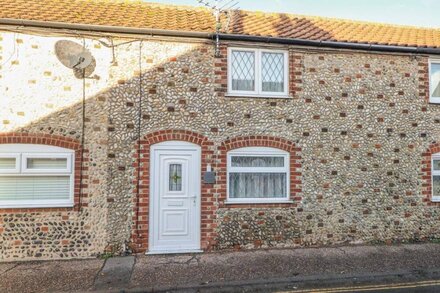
[146,249,203,255]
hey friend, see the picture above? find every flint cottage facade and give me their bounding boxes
[1,0,440,260]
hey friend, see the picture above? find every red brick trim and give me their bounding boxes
[217,135,302,208]
[214,44,302,99]
[418,57,429,103]
[0,132,87,212]
[290,51,303,97]
[422,143,440,206]
[131,130,216,253]
[214,44,227,98]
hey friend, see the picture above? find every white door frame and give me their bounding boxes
[148,141,201,254]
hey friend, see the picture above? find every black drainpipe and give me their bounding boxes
[1,18,439,55]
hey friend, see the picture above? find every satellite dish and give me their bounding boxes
[70,51,93,69]
[55,40,93,69]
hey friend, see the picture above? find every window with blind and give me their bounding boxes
[227,47,289,98]
[0,144,74,208]
[227,147,290,203]
[432,154,440,202]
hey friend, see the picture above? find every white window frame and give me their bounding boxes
[0,153,20,174]
[227,47,289,98]
[21,153,72,174]
[429,59,440,104]
[0,144,75,208]
[226,147,291,204]
[432,153,440,202]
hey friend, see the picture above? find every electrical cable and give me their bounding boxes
[78,37,87,212]
[135,40,143,248]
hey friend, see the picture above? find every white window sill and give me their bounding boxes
[225,93,291,99]
[431,197,440,203]
[0,202,74,209]
[225,200,294,205]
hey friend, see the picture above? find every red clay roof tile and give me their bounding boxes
[0,0,439,48]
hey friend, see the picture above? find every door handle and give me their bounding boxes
[189,195,197,205]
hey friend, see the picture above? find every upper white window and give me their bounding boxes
[0,144,74,208]
[429,60,440,103]
[227,147,290,203]
[227,47,289,98]
[432,154,440,202]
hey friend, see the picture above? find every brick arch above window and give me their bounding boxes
[217,135,302,208]
[422,142,440,206]
[0,132,86,212]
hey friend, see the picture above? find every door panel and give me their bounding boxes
[149,142,201,253]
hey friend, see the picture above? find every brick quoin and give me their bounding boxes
[217,136,302,208]
[418,57,429,103]
[422,142,440,206]
[0,132,88,213]
[131,130,216,253]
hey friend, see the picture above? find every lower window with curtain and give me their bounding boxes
[227,147,290,203]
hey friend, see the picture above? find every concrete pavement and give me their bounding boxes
[1,243,440,292]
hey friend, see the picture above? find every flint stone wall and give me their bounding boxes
[0,30,439,259]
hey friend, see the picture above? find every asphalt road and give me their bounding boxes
[140,270,440,293]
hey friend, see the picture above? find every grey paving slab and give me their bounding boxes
[129,244,440,291]
[94,255,135,291]
[0,258,103,293]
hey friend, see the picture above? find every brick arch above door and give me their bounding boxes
[131,130,216,253]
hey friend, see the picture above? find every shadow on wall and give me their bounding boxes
[229,11,335,41]
[1,35,215,254]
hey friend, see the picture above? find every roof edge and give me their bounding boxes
[1,18,440,55]
[219,34,440,55]
[0,18,213,39]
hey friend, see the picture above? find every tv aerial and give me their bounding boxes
[197,0,240,57]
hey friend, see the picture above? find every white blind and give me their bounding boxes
[0,158,16,170]
[27,158,67,170]
[0,176,70,201]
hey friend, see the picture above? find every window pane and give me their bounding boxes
[229,172,287,198]
[433,175,440,197]
[231,50,255,91]
[431,63,440,98]
[27,158,67,170]
[0,176,70,201]
[262,52,284,93]
[169,164,182,191]
[231,156,284,167]
[433,160,440,171]
[0,158,16,170]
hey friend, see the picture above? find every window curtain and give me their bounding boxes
[231,50,255,91]
[261,52,284,93]
[431,63,440,97]
[229,172,286,198]
[229,156,286,198]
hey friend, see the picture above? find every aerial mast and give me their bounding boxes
[197,0,239,57]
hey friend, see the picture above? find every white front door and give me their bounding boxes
[149,141,201,253]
